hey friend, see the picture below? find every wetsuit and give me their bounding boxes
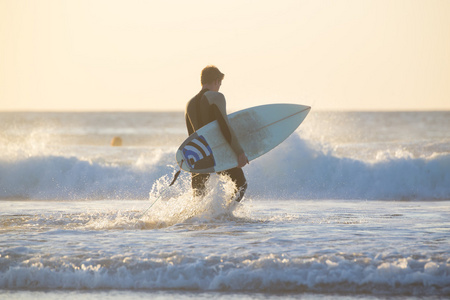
[185,89,247,202]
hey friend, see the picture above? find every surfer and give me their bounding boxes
[185,65,249,202]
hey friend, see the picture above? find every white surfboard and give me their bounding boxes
[176,103,311,173]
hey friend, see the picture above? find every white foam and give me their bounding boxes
[1,252,448,295]
[0,133,449,200]
[247,133,450,200]
[0,153,171,200]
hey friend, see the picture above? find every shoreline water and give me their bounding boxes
[1,111,449,298]
[4,290,443,300]
[1,199,449,297]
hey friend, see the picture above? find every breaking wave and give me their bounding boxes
[0,134,449,200]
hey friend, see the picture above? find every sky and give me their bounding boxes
[1,0,449,111]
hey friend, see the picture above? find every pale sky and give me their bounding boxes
[1,0,449,111]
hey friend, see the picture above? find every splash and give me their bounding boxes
[135,174,250,229]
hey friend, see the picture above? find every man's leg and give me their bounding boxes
[220,167,247,202]
[191,173,210,198]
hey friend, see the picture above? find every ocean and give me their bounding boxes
[0,110,449,299]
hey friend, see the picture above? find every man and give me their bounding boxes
[185,65,249,202]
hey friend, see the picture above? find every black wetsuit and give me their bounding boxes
[185,89,247,202]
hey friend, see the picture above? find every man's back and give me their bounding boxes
[185,89,214,135]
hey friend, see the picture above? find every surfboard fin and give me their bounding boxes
[169,170,181,186]
[169,160,184,186]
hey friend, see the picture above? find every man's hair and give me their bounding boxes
[201,65,225,85]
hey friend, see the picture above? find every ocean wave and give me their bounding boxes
[247,133,450,200]
[1,252,448,296]
[0,154,171,200]
[1,134,449,200]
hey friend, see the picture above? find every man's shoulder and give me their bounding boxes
[204,91,225,105]
[204,91,223,97]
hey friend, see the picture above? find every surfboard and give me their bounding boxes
[176,103,311,173]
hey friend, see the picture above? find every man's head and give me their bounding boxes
[201,65,224,92]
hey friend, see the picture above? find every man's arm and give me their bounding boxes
[204,91,248,167]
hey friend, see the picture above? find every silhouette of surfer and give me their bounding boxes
[185,66,249,202]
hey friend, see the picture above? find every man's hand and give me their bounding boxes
[237,152,249,168]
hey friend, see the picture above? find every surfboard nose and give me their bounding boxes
[296,104,311,114]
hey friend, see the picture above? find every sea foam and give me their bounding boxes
[0,133,449,200]
[1,251,449,295]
